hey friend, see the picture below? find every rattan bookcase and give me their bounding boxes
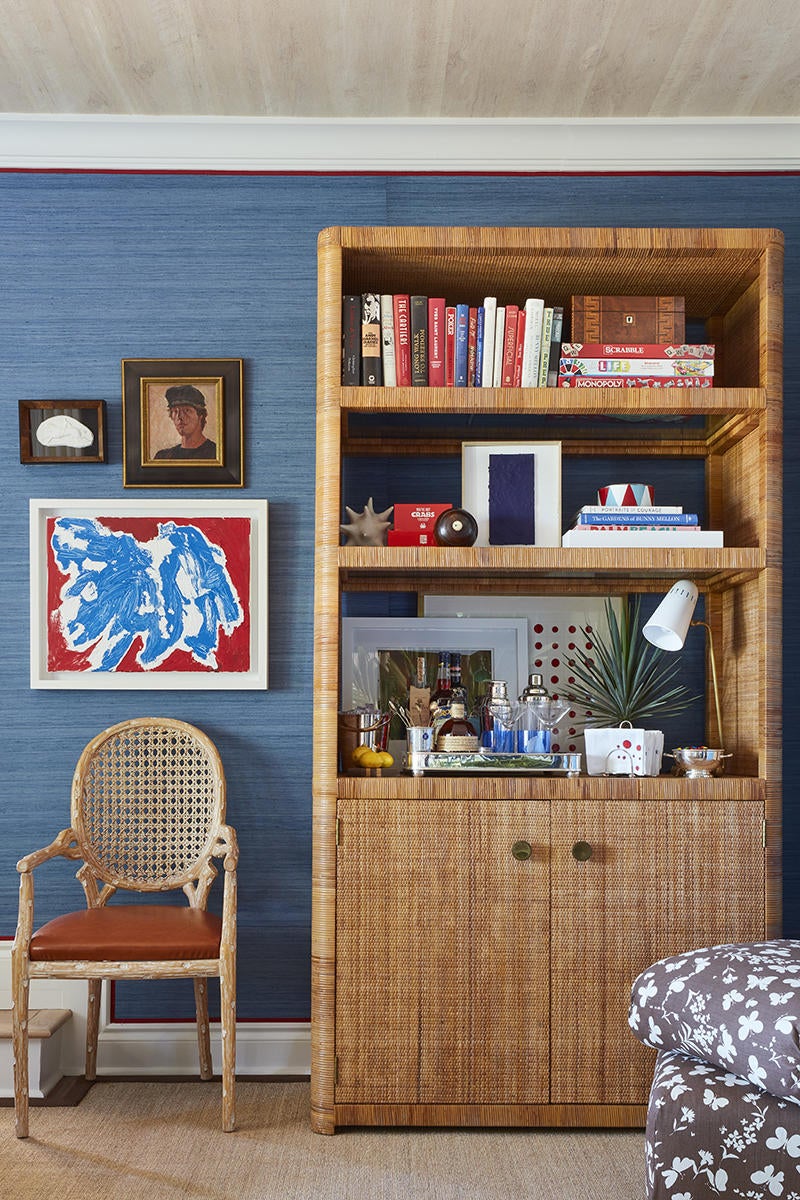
[312,227,783,1133]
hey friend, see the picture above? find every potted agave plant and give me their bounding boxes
[564,596,698,776]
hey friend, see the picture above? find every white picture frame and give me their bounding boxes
[461,440,562,547]
[341,616,529,711]
[30,498,268,690]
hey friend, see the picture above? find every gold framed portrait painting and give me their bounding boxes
[122,358,243,487]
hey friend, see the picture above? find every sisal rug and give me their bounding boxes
[0,1081,645,1200]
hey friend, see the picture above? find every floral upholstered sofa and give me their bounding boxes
[629,941,800,1200]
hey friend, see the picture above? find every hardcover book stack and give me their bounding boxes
[342,293,564,387]
[561,503,724,548]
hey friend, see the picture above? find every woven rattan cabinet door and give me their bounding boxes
[550,799,765,1105]
[335,797,550,1105]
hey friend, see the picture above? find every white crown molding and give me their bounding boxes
[0,114,798,172]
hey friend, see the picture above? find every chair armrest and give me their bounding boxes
[16,828,80,873]
[214,824,239,871]
[216,825,238,949]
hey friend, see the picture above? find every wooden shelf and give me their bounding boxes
[341,385,764,416]
[340,389,765,458]
[338,546,764,593]
[337,774,767,801]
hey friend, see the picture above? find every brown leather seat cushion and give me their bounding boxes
[29,906,223,962]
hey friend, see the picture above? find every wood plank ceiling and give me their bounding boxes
[0,0,798,119]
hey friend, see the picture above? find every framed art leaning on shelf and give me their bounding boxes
[461,440,561,546]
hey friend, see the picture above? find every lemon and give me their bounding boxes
[376,751,394,767]
[351,743,371,762]
[359,750,383,768]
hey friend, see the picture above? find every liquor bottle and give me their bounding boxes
[408,653,431,726]
[449,652,466,701]
[435,699,479,752]
[430,651,452,731]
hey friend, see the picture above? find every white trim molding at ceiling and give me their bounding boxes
[0,114,798,172]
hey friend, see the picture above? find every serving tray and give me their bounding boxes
[405,750,583,777]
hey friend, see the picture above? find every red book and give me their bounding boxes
[427,298,446,385]
[467,307,478,386]
[512,309,526,386]
[501,304,519,386]
[444,306,457,386]
[393,294,411,386]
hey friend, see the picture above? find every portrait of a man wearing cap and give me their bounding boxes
[153,384,218,460]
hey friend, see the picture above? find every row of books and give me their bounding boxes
[561,504,724,547]
[342,293,563,388]
[557,341,716,389]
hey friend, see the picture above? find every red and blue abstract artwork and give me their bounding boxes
[46,513,252,675]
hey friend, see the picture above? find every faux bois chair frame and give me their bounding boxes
[11,717,238,1137]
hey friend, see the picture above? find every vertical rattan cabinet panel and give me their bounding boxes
[312,226,783,1133]
[550,797,766,1106]
[334,798,550,1106]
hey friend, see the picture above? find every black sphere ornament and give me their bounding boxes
[433,507,479,547]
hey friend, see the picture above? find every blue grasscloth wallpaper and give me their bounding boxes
[0,172,797,1020]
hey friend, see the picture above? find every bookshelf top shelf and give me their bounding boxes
[322,225,783,317]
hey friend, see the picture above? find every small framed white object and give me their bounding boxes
[461,441,562,547]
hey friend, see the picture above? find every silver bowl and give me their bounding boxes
[668,746,731,778]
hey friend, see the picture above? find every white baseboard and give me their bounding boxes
[96,1020,310,1077]
[0,944,310,1091]
[0,114,798,171]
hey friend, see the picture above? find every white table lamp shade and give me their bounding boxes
[642,580,699,651]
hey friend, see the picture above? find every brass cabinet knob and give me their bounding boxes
[572,840,593,862]
[512,840,533,861]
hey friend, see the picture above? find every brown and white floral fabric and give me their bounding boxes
[629,941,800,1102]
[629,941,800,1199]
[645,1048,800,1199]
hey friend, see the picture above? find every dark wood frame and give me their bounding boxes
[19,400,106,464]
[121,357,244,488]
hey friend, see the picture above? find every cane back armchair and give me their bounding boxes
[11,717,238,1137]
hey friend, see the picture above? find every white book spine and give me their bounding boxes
[579,504,683,514]
[492,307,506,386]
[561,528,723,548]
[481,297,497,387]
[537,306,554,386]
[380,294,397,386]
[521,298,544,387]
